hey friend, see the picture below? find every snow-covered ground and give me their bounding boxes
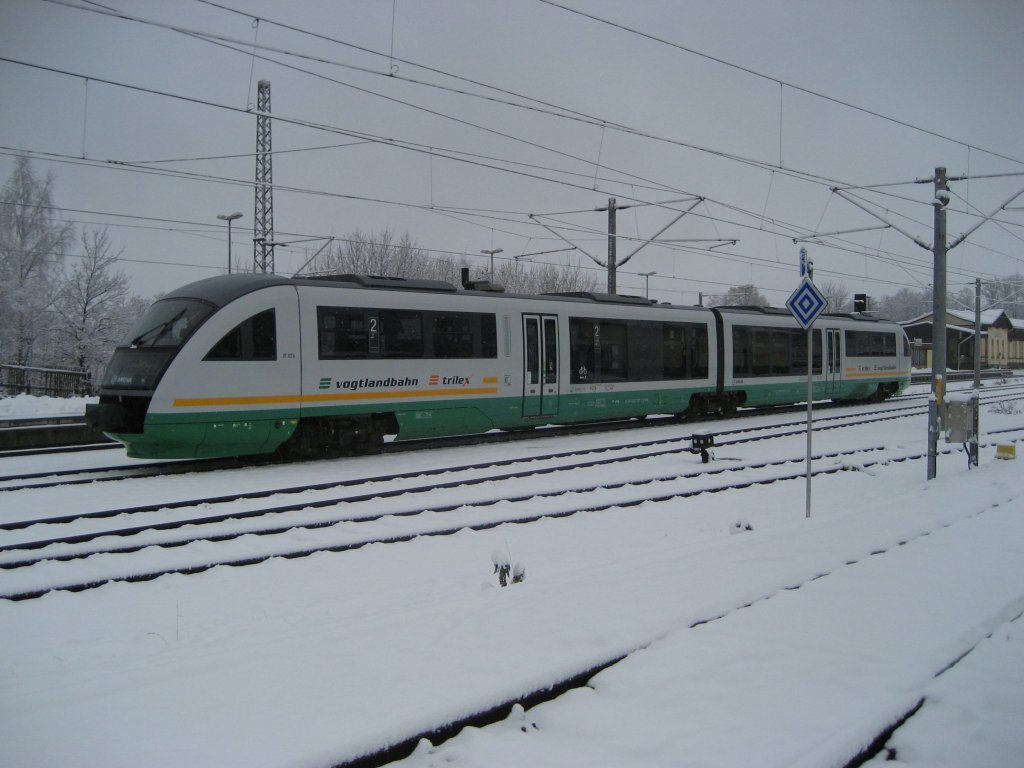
[1,390,1023,768]
[0,393,95,418]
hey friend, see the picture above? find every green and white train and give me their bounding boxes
[86,273,912,459]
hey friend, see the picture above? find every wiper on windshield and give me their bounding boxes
[130,309,187,348]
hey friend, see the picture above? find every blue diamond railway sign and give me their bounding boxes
[786,277,827,329]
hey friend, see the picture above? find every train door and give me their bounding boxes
[825,328,842,394]
[522,314,559,417]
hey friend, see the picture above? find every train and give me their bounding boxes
[85,272,912,459]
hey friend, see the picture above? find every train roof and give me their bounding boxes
[159,274,888,323]
[162,273,291,308]
[296,274,672,308]
[711,304,896,323]
[156,273,695,312]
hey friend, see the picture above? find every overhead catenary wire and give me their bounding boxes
[1,142,1002,297]
[5,4,1022,297]
[536,0,1024,168]
[38,0,981,200]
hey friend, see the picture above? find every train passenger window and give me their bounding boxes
[791,330,808,375]
[428,312,496,359]
[432,315,474,358]
[663,325,685,378]
[732,327,751,377]
[204,309,277,361]
[318,307,369,359]
[691,325,709,378]
[380,310,423,358]
[251,311,277,359]
[628,321,661,381]
[752,328,770,376]
[571,317,709,384]
[846,330,896,357]
[481,314,498,358]
[599,321,628,381]
[770,330,790,374]
[207,327,241,360]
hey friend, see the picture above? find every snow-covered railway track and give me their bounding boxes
[0,395,946,491]
[0,400,950,549]
[329,484,1024,768]
[11,382,1006,491]
[4,432,1021,603]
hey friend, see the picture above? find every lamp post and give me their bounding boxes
[217,212,243,274]
[640,270,656,298]
[481,248,503,281]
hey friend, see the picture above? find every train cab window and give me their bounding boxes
[124,298,214,350]
[204,309,276,361]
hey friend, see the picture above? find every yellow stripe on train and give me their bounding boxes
[174,387,499,408]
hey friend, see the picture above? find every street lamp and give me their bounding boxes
[641,270,656,298]
[217,212,243,274]
[481,248,503,281]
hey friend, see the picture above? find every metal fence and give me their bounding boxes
[1,364,92,397]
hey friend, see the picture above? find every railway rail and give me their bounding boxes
[3,414,1021,602]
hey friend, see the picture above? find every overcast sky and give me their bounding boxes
[2,0,1022,305]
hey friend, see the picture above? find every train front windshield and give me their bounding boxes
[101,298,215,392]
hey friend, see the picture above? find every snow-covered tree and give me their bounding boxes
[49,228,136,384]
[819,280,851,313]
[308,229,448,280]
[983,274,1024,318]
[305,228,598,295]
[0,156,73,365]
[706,284,770,308]
[875,287,930,322]
[493,258,598,294]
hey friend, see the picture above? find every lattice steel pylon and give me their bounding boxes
[253,79,274,273]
